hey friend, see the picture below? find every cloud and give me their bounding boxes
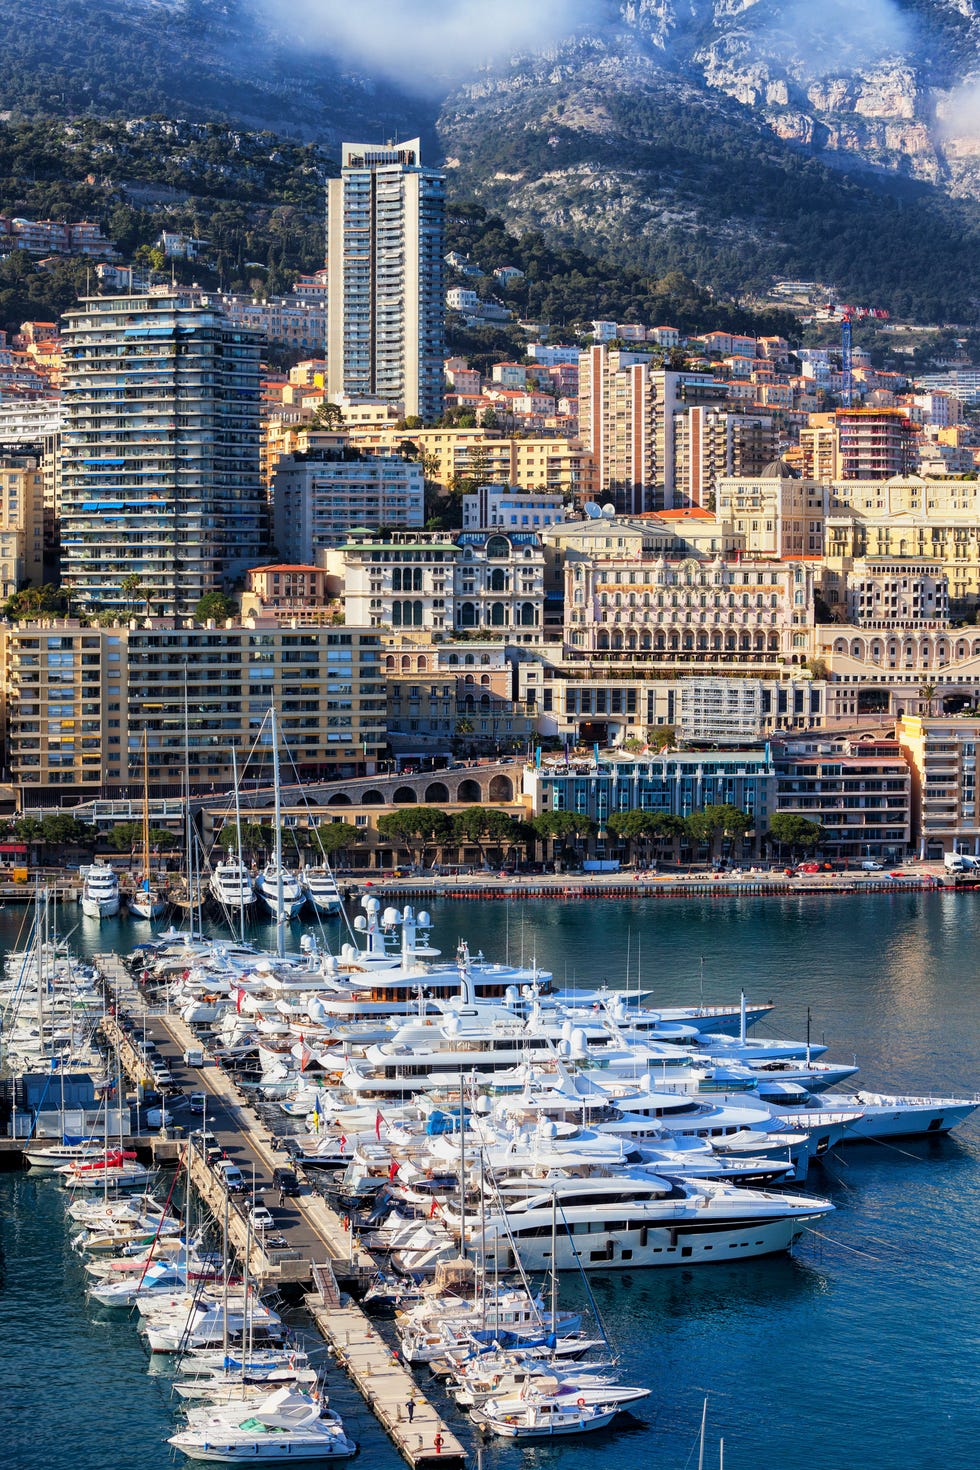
[938,79,980,143]
[258,0,602,93]
[748,0,912,79]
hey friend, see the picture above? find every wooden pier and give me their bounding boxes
[307,1294,466,1468]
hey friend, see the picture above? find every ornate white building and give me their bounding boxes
[564,552,815,661]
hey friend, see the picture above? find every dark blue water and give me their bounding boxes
[2,892,979,1470]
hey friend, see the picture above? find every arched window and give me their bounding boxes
[490,602,506,626]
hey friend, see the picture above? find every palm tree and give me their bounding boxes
[919,681,938,717]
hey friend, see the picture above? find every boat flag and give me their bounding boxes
[375,1110,383,1140]
[388,1159,399,1181]
[339,1134,347,1152]
[429,1196,438,1218]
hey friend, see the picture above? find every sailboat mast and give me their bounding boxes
[182,671,194,938]
[231,745,245,946]
[271,706,285,960]
[142,729,151,896]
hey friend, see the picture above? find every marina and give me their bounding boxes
[1,891,979,1470]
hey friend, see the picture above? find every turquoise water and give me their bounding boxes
[2,892,979,1469]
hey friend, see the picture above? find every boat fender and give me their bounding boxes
[577,1397,585,1408]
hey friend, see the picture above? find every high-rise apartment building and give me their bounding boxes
[60,293,265,616]
[800,408,918,482]
[578,349,729,512]
[326,141,445,422]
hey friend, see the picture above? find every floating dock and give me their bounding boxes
[307,1292,466,1468]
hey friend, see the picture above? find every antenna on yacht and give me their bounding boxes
[699,955,705,1013]
[806,1005,812,1068]
[697,1398,708,1470]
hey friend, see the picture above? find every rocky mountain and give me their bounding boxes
[1,0,979,318]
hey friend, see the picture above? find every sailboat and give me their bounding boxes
[253,709,304,922]
[130,732,165,920]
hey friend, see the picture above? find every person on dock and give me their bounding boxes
[406,1398,415,1423]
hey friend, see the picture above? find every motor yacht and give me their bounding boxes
[80,862,121,919]
[210,857,257,914]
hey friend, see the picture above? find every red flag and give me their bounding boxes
[429,1197,438,1219]
[388,1159,399,1181]
[236,987,243,1014]
[339,1135,347,1152]
[375,1110,382,1140]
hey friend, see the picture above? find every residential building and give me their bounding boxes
[326,140,445,420]
[342,423,593,499]
[0,452,44,597]
[462,485,566,531]
[60,293,265,616]
[897,715,980,859]
[823,475,980,608]
[801,408,918,481]
[716,462,827,558]
[272,445,424,558]
[383,642,535,756]
[578,349,730,512]
[454,532,546,642]
[337,532,458,634]
[772,735,911,859]
[240,564,339,622]
[0,619,385,801]
[0,217,118,258]
[336,529,546,642]
[673,409,780,508]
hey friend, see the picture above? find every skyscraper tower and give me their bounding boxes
[326,140,445,422]
[60,292,265,616]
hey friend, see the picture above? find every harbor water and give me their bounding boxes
[1,890,979,1469]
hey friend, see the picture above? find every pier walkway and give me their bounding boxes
[306,1293,466,1468]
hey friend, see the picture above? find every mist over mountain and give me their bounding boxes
[1,0,980,318]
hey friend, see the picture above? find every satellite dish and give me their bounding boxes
[601,503,616,518]
[584,501,602,519]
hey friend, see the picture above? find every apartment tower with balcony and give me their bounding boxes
[326,141,445,422]
[60,293,265,616]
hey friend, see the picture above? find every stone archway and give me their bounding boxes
[360,789,385,805]
[326,792,352,806]
[488,774,514,802]
[424,781,450,803]
[392,786,418,804]
[457,778,481,802]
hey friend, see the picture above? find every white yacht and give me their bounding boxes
[454,1174,834,1273]
[471,1382,650,1439]
[210,856,257,914]
[80,862,121,919]
[254,864,304,920]
[168,1386,357,1462]
[302,866,343,916]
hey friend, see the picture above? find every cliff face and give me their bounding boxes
[614,0,980,196]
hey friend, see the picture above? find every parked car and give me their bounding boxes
[861,860,883,871]
[213,1160,246,1193]
[250,1204,275,1232]
[272,1167,300,1197]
